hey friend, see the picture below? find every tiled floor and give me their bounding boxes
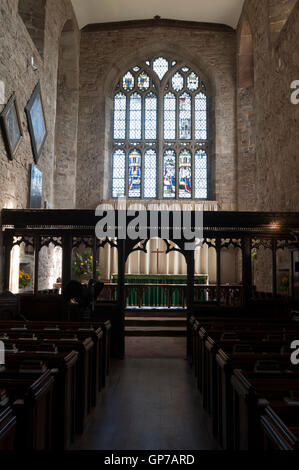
[73,358,218,450]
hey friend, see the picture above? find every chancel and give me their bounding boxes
[0,0,299,454]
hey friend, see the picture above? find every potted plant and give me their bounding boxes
[19,270,31,292]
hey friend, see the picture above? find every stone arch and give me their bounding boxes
[268,0,298,44]
[18,0,46,58]
[54,19,79,208]
[102,42,216,201]
[237,17,256,210]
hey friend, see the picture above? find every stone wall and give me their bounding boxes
[237,0,299,211]
[0,0,80,290]
[77,25,237,211]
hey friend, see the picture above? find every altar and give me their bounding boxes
[112,274,208,307]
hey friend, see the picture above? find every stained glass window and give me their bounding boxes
[113,93,126,139]
[138,72,150,91]
[112,149,126,197]
[123,71,134,91]
[187,72,199,91]
[128,149,142,198]
[195,92,207,140]
[164,92,176,140]
[179,93,191,139]
[144,149,157,198]
[179,149,192,199]
[112,57,209,199]
[153,57,169,80]
[195,150,208,199]
[163,150,176,198]
[129,93,142,140]
[172,72,184,92]
[145,92,157,140]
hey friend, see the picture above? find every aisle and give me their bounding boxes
[73,358,218,450]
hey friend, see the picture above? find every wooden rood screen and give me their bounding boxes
[1,209,299,311]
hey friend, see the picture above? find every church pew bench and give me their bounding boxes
[0,366,54,450]
[198,326,298,400]
[1,325,103,404]
[0,320,111,390]
[215,351,296,450]
[0,389,16,450]
[230,370,299,450]
[4,347,78,449]
[0,332,94,434]
[260,405,299,451]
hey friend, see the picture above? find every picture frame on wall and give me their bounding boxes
[29,164,43,209]
[0,93,23,160]
[25,82,47,164]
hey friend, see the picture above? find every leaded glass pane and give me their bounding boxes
[163,149,176,198]
[172,72,184,92]
[195,150,208,199]
[133,66,140,72]
[187,72,199,91]
[153,57,169,80]
[164,92,176,140]
[181,66,189,73]
[145,92,157,140]
[138,71,150,91]
[195,92,207,140]
[112,149,126,197]
[113,93,126,140]
[179,93,192,139]
[129,93,142,140]
[128,149,142,198]
[144,149,157,198]
[123,71,134,91]
[179,149,192,198]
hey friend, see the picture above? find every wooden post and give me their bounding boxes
[3,232,13,292]
[242,236,252,307]
[34,235,40,295]
[272,239,277,298]
[216,237,221,304]
[291,251,295,304]
[117,238,126,358]
[93,236,97,280]
[62,233,72,293]
[186,249,195,314]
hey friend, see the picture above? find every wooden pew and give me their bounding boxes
[0,332,93,435]
[216,351,295,449]
[4,347,78,449]
[261,405,299,451]
[0,364,54,450]
[0,389,16,450]
[0,320,111,390]
[231,370,299,450]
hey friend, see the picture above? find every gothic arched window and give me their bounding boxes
[112,57,208,200]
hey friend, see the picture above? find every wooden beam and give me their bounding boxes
[82,17,235,33]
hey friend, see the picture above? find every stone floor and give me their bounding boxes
[125,337,186,358]
[73,358,218,450]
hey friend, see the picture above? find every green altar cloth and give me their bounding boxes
[112,274,208,307]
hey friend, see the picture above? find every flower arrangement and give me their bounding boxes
[72,250,101,279]
[19,271,31,289]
